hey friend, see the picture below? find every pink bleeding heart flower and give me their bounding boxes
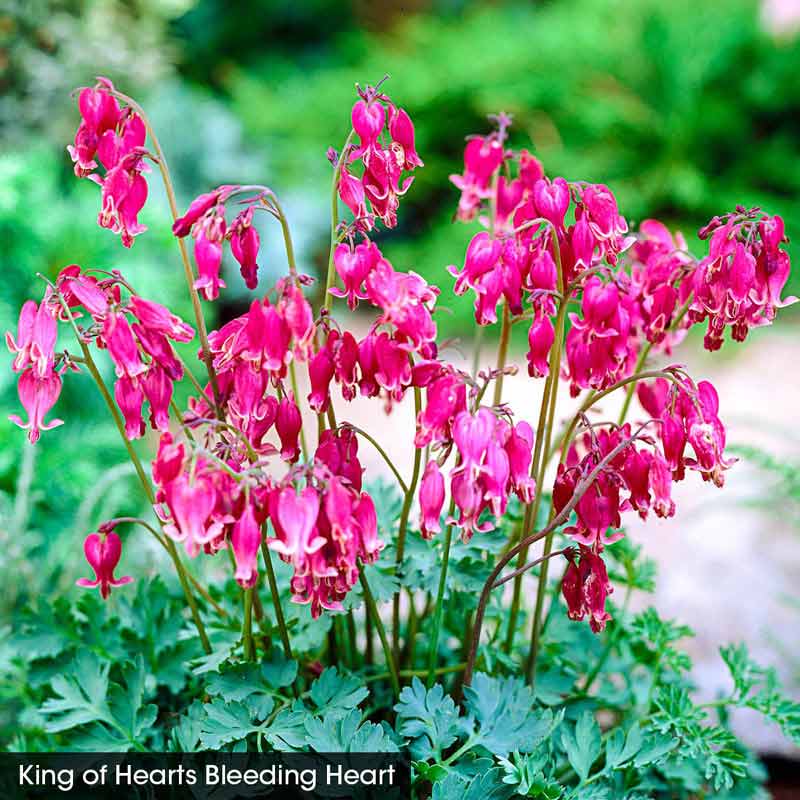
[76,531,133,599]
[526,314,555,378]
[351,97,386,155]
[114,375,146,440]
[232,502,262,588]
[338,162,373,230]
[330,241,378,309]
[9,369,64,444]
[276,395,303,463]
[129,296,194,342]
[270,486,322,564]
[173,186,237,238]
[419,460,445,539]
[103,312,146,379]
[6,300,57,378]
[562,546,612,633]
[97,153,149,248]
[279,284,316,360]
[193,210,227,301]
[388,105,423,170]
[141,365,172,432]
[162,473,220,558]
[307,345,335,413]
[532,177,570,230]
[452,407,495,472]
[505,421,537,503]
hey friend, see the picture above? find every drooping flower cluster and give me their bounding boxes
[621,219,694,352]
[336,81,423,231]
[171,185,269,300]
[187,279,313,458]
[448,121,640,394]
[68,77,149,248]
[314,240,439,411]
[561,545,613,633]
[691,207,797,350]
[551,370,734,628]
[564,276,637,397]
[637,375,735,488]
[268,429,383,617]
[57,266,195,440]
[415,388,537,541]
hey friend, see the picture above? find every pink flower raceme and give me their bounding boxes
[319,243,439,411]
[333,82,422,232]
[76,530,133,599]
[54,267,194,441]
[561,545,613,633]
[433,407,537,541]
[450,135,505,222]
[691,208,796,350]
[172,185,271,298]
[639,376,735,487]
[554,423,679,550]
[68,78,149,247]
[267,430,382,618]
[622,220,694,351]
[565,276,636,397]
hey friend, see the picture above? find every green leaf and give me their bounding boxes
[206,663,264,702]
[304,708,398,752]
[263,707,308,751]
[199,698,268,749]
[261,653,298,690]
[40,651,111,733]
[464,673,558,757]
[309,667,368,717]
[190,644,235,675]
[651,686,748,792]
[561,711,601,783]
[172,701,205,752]
[604,724,643,770]
[432,769,514,800]
[498,749,563,798]
[394,678,462,760]
[633,733,677,768]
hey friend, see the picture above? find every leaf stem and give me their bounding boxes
[261,537,293,662]
[243,588,255,660]
[392,385,423,663]
[426,499,456,687]
[359,566,400,698]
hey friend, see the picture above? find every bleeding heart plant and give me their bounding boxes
[7,75,797,702]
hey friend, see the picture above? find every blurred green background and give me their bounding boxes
[2,0,800,739]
